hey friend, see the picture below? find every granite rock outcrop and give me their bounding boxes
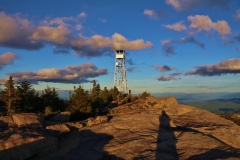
[1,96,240,160]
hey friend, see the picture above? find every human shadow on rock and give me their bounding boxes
[156,110,179,160]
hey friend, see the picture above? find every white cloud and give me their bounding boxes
[30,26,71,45]
[78,12,87,18]
[0,52,19,69]
[144,9,167,19]
[164,21,187,31]
[161,39,174,45]
[188,15,231,35]
[71,33,153,53]
[165,0,199,11]
[0,12,153,57]
[0,12,43,50]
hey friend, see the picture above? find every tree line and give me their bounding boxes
[0,76,150,120]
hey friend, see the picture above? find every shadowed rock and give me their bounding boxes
[0,128,58,160]
[49,112,71,122]
[0,116,17,128]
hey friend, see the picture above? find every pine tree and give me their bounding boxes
[41,86,66,113]
[16,80,44,113]
[67,85,92,120]
[109,86,119,101]
[0,76,18,115]
[100,87,111,107]
[90,80,102,113]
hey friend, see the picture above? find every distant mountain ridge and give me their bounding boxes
[152,92,240,103]
[43,90,240,103]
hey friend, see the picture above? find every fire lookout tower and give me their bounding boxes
[114,50,127,94]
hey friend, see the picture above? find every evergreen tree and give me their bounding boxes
[0,76,18,115]
[90,80,102,113]
[0,88,6,116]
[109,86,119,101]
[41,86,66,112]
[67,85,92,120]
[100,87,112,107]
[16,80,44,113]
[139,91,151,99]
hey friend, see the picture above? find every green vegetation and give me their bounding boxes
[138,91,151,100]
[0,76,152,120]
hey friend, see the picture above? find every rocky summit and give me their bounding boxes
[1,97,240,160]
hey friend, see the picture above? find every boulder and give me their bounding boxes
[12,113,44,128]
[95,116,108,123]
[0,128,58,160]
[0,116,17,128]
[86,117,96,127]
[66,122,84,130]
[110,96,178,115]
[146,96,179,108]
[86,116,108,127]
[46,124,70,137]
[49,111,71,122]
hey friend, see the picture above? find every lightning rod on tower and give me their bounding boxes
[114,50,127,94]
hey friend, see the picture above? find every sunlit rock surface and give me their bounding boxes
[43,97,240,159]
[1,97,240,160]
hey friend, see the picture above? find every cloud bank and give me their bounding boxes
[185,58,240,76]
[0,63,107,84]
[0,12,153,58]
[0,12,43,50]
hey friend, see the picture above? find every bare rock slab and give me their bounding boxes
[12,113,44,128]
[46,124,70,137]
[44,97,240,160]
[0,116,16,128]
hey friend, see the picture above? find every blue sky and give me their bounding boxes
[0,0,240,94]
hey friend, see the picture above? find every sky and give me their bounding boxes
[0,0,240,95]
